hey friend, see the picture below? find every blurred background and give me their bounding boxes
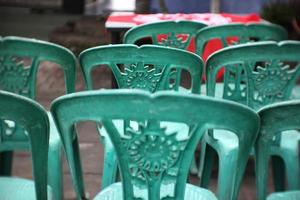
[0,0,299,55]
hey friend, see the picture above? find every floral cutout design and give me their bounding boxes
[122,123,188,186]
[0,56,31,96]
[252,60,293,105]
[158,33,189,49]
[123,62,162,92]
[223,64,247,104]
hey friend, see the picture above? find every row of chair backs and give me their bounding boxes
[0,21,296,199]
[206,41,300,110]
[51,89,260,200]
[123,20,207,50]
[79,44,203,94]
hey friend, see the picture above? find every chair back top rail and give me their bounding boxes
[79,44,203,94]
[196,23,288,56]
[124,20,207,50]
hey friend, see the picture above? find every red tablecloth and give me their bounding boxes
[106,12,261,28]
[106,12,261,80]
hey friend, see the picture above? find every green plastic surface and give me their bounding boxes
[195,23,287,56]
[200,41,300,199]
[258,100,300,199]
[123,20,207,50]
[0,91,50,199]
[124,21,207,175]
[51,89,260,200]
[196,23,287,199]
[0,36,77,200]
[267,190,300,200]
[195,24,288,191]
[79,44,203,192]
[80,44,202,93]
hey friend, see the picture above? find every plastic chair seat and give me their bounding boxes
[0,177,53,200]
[94,182,217,200]
[267,191,300,200]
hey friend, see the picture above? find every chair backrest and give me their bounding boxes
[0,36,77,99]
[51,89,260,200]
[206,41,300,110]
[79,44,203,94]
[0,36,76,148]
[195,23,288,56]
[0,91,49,199]
[256,100,300,199]
[123,20,207,50]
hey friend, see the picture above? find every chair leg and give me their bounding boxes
[0,151,13,175]
[189,157,198,175]
[217,149,238,200]
[280,150,300,190]
[272,156,286,191]
[198,142,216,188]
[255,146,270,200]
[48,142,63,200]
[101,137,118,189]
[72,136,87,199]
[273,131,300,191]
[48,113,64,200]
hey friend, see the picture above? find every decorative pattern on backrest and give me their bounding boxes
[0,55,34,97]
[121,122,190,199]
[120,62,164,92]
[248,59,298,109]
[155,33,190,50]
[51,90,260,200]
[124,21,207,50]
[0,36,77,98]
[0,36,76,142]
[197,23,288,104]
[222,63,247,104]
[0,38,39,141]
[206,41,300,110]
[80,45,202,94]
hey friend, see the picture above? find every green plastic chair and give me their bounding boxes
[124,20,207,174]
[79,44,203,191]
[200,41,300,199]
[196,23,287,82]
[0,90,51,200]
[123,20,207,50]
[0,36,77,200]
[51,89,260,200]
[257,100,300,200]
[194,23,287,195]
[196,23,288,58]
